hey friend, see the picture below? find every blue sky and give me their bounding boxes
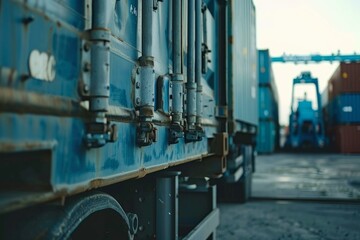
[253,0,360,125]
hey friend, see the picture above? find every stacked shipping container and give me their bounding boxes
[322,62,360,153]
[257,50,279,153]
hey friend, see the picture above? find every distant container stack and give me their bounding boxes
[322,62,360,153]
[257,50,279,154]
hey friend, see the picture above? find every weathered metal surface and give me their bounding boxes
[0,87,88,116]
[228,0,258,127]
[332,125,360,154]
[328,62,360,101]
[186,0,197,131]
[0,0,221,213]
[326,94,360,124]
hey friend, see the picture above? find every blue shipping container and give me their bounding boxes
[257,120,276,153]
[258,86,278,120]
[328,94,360,124]
[258,49,271,84]
[258,50,278,99]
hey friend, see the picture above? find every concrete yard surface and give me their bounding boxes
[218,200,360,240]
[217,153,360,240]
[252,154,360,200]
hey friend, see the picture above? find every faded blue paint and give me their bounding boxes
[0,0,81,99]
[258,86,278,121]
[327,94,360,124]
[0,0,219,194]
[258,50,279,103]
[257,120,276,154]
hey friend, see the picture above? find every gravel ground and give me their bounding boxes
[217,200,360,240]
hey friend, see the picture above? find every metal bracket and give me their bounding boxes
[137,122,157,147]
[153,0,163,10]
[211,133,229,156]
[169,123,184,144]
[134,67,141,109]
[85,119,118,148]
[215,105,228,118]
[134,64,155,110]
[79,39,91,98]
[201,43,211,74]
[185,126,205,142]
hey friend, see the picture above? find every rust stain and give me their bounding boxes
[0,152,212,214]
[0,143,16,152]
[139,107,154,117]
[0,88,88,117]
[0,141,56,152]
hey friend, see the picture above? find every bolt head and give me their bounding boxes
[136,97,141,105]
[83,42,90,52]
[84,62,91,72]
[135,82,140,88]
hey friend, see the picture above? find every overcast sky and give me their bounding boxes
[253,0,360,125]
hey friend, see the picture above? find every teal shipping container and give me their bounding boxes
[257,120,276,153]
[259,86,278,120]
[228,0,258,127]
[257,49,279,153]
[258,49,278,95]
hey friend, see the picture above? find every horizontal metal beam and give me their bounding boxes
[271,53,360,64]
[225,166,244,183]
[182,208,220,240]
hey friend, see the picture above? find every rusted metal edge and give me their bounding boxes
[0,140,57,152]
[107,105,136,122]
[13,0,87,38]
[201,118,218,127]
[0,152,210,214]
[0,88,137,122]
[0,87,88,117]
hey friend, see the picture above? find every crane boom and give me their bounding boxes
[271,53,360,64]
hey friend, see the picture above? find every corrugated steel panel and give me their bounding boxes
[0,0,217,197]
[258,86,278,121]
[228,0,258,126]
[327,94,360,124]
[256,120,276,153]
[328,62,360,101]
[258,50,279,103]
[332,125,360,153]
